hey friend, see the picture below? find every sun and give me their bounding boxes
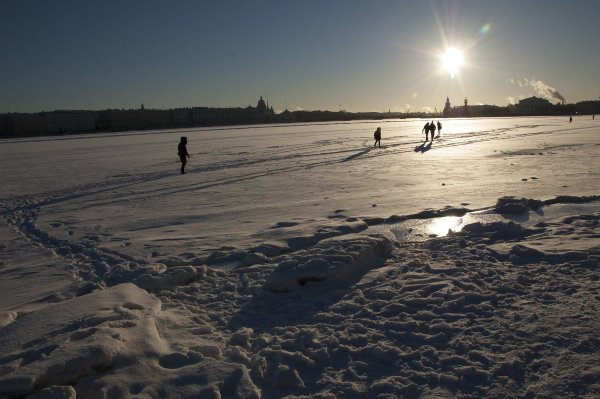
[441,47,464,79]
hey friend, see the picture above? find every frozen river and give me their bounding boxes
[1,116,599,398]
[1,116,598,259]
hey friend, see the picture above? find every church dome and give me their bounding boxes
[257,96,267,112]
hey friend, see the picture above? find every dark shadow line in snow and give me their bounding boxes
[543,195,600,206]
[414,142,432,153]
[341,147,371,162]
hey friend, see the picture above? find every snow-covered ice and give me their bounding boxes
[0,116,599,398]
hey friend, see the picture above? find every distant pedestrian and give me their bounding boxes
[373,127,382,147]
[569,116,573,123]
[422,122,430,141]
[429,120,436,140]
[593,115,595,120]
[178,136,190,174]
[437,121,442,135]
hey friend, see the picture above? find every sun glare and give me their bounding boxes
[442,47,464,79]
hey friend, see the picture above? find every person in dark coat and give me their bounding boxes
[437,121,442,136]
[178,136,190,174]
[373,127,382,147]
[422,122,430,141]
[429,120,436,140]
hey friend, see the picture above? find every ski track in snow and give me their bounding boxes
[1,117,599,398]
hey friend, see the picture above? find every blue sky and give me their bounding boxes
[1,0,599,113]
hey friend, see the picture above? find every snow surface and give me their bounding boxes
[0,116,599,398]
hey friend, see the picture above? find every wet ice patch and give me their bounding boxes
[370,198,600,242]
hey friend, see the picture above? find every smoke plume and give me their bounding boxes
[512,77,566,103]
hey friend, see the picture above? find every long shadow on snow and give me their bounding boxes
[341,147,371,162]
[414,141,432,153]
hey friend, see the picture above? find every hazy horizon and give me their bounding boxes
[2,0,599,114]
[0,93,591,115]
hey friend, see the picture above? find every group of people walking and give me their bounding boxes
[422,121,442,141]
[179,121,445,175]
[372,120,443,148]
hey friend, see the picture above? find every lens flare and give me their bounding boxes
[480,23,492,35]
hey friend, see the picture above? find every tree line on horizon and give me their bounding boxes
[1,96,598,139]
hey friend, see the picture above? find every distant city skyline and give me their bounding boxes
[2,0,599,114]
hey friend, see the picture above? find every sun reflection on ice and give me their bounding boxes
[428,216,463,236]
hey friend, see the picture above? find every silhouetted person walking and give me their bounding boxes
[373,127,382,147]
[569,116,573,123]
[422,122,430,141]
[429,120,436,140]
[178,136,190,174]
[437,121,442,136]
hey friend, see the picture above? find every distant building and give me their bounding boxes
[0,96,275,137]
[443,97,451,117]
[4,95,596,139]
[251,96,274,116]
[515,96,553,115]
[257,96,267,112]
[442,97,469,118]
